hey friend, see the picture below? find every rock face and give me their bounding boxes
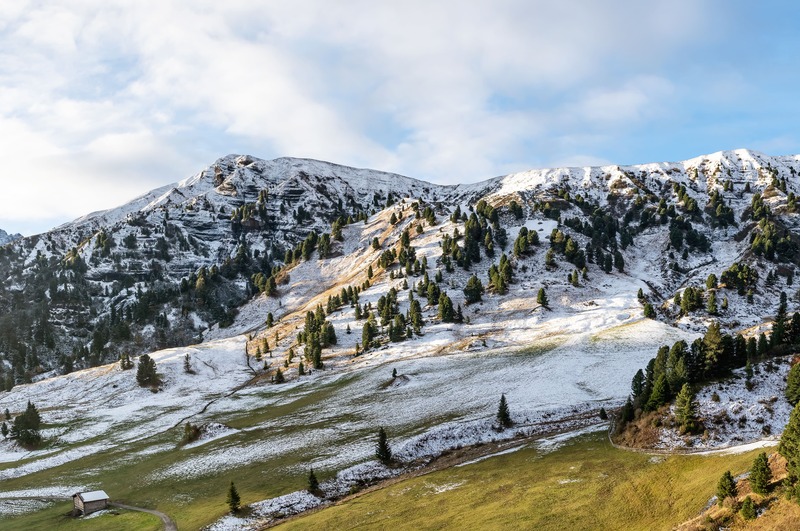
[0,229,21,246]
[0,149,799,382]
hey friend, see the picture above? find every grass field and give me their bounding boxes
[0,325,723,530]
[0,504,161,531]
[277,430,765,531]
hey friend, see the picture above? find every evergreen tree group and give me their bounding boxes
[620,290,800,436]
[10,400,42,447]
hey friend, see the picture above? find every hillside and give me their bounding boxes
[3,148,800,527]
[2,148,799,387]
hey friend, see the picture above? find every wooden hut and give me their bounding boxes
[72,490,110,516]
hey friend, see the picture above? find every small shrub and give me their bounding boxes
[711,392,721,402]
[181,422,201,445]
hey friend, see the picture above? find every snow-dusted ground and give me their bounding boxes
[656,357,792,451]
[0,310,693,518]
[7,148,800,524]
[0,197,703,519]
[0,336,250,490]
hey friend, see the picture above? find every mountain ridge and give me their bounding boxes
[0,148,798,386]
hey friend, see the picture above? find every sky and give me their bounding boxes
[1,1,799,236]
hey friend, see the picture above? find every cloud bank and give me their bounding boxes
[0,1,797,234]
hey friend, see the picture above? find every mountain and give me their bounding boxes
[0,229,21,246]
[0,149,799,387]
[3,148,800,528]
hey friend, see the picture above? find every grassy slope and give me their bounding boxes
[1,371,436,530]
[278,431,763,531]
[1,504,161,531]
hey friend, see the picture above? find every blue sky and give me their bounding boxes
[1,1,799,235]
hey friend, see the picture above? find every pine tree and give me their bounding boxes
[645,374,670,411]
[136,354,158,387]
[643,303,655,319]
[274,367,285,383]
[703,321,725,377]
[617,397,635,433]
[614,250,624,272]
[226,481,241,513]
[779,402,800,478]
[392,368,397,378]
[537,288,549,308]
[0,422,6,438]
[787,363,800,405]
[119,353,133,370]
[716,470,737,502]
[463,275,484,304]
[757,333,769,356]
[438,292,455,322]
[307,468,320,493]
[674,383,700,434]
[631,369,645,399]
[773,291,788,346]
[376,427,393,464]
[183,353,193,374]
[599,407,608,420]
[603,253,613,273]
[706,291,717,315]
[362,321,373,350]
[497,393,512,428]
[740,496,756,520]
[298,361,305,375]
[750,452,772,495]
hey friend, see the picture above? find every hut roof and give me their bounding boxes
[76,490,109,502]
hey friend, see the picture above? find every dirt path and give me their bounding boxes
[110,502,177,530]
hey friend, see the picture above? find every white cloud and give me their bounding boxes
[570,76,676,128]
[0,0,725,234]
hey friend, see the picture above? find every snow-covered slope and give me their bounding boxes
[1,148,799,381]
